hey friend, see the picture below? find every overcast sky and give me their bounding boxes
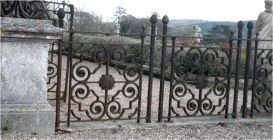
[66,0,265,21]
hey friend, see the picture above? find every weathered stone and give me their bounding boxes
[1,17,63,135]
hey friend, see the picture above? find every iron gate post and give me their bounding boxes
[137,26,146,123]
[232,21,244,118]
[146,14,157,123]
[250,33,259,117]
[63,4,74,102]
[167,37,176,122]
[55,40,63,128]
[225,31,235,118]
[242,21,253,117]
[158,15,169,122]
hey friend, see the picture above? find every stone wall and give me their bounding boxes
[1,17,63,135]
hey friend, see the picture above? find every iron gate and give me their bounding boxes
[45,2,272,128]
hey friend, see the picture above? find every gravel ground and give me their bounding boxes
[1,123,272,139]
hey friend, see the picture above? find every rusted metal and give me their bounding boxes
[167,36,176,122]
[146,14,157,123]
[55,40,63,128]
[250,33,259,117]
[63,4,74,102]
[99,75,115,90]
[137,26,145,123]
[232,21,244,118]
[225,31,235,118]
[158,15,169,122]
[40,9,271,127]
[242,21,253,117]
[1,0,46,19]
[195,75,208,89]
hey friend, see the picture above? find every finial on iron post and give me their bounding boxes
[237,20,244,40]
[162,15,169,25]
[150,14,158,25]
[247,21,253,40]
[247,21,254,30]
[57,8,65,28]
[162,15,169,37]
[237,20,244,30]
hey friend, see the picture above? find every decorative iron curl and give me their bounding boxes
[264,91,272,111]
[110,45,126,62]
[174,64,188,81]
[172,83,187,101]
[186,48,202,66]
[200,98,213,112]
[71,83,89,100]
[88,100,105,120]
[92,45,108,64]
[71,62,91,82]
[106,100,123,119]
[183,98,199,116]
[203,48,218,65]
[121,82,139,99]
[213,82,227,97]
[47,62,58,78]
[123,66,140,82]
[1,0,46,19]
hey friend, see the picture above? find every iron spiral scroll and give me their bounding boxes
[1,0,46,19]
[68,43,141,121]
[169,46,231,117]
[252,49,272,113]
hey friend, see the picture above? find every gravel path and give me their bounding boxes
[2,123,272,139]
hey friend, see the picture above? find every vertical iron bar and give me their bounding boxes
[242,21,253,117]
[225,32,234,118]
[63,4,74,102]
[57,8,65,28]
[250,33,259,117]
[137,26,145,123]
[105,45,110,118]
[232,21,244,118]
[167,37,176,122]
[67,41,73,127]
[50,43,54,63]
[158,15,169,122]
[55,40,63,128]
[146,14,157,123]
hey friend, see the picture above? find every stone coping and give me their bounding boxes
[0,17,63,40]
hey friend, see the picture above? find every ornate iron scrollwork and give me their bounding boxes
[1,0,46,19]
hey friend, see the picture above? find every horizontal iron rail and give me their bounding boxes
[59,117,147,123]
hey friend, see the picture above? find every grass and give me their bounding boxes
[1,123,13,133]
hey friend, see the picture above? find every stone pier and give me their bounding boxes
[1,17,63,135]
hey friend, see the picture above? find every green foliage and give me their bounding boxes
[208,25,232,37]
[1,123,13,133]
[169,26,192,36]
[119,15,150,36]
[113,6,127,23]
[177,55,215,76]
[203,25,233,44]
[73,11,114,32]
[151,12,160,18]
[230,51,247,77]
